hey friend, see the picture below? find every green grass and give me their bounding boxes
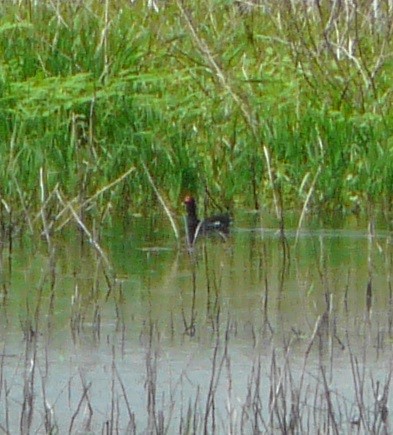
[0,0,393,229]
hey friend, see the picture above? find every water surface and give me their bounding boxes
[0,212,392,433]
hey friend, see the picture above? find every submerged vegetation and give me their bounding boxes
[1,0,393,232]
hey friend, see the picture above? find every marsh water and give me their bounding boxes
[1,211,393,433]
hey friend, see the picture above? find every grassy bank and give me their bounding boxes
[1,0,393,231]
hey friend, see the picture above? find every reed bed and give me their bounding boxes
[0,0,393,235]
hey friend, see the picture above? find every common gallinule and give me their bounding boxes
[184,195,231,245]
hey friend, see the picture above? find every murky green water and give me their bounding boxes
[1,212,392,433]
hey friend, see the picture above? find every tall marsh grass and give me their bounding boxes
[1,0,393,232]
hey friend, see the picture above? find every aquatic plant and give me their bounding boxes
[0,0,392,233]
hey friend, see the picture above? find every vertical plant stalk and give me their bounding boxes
[20,333,38,433]
[319,363,339,434]
[181,266,197,336]
[262,146,281,221]
[11,173,34,234]
[69,374,93,434]
[39,363,57,433]
[39,167,51,248]
[97,0,111,84]
[114,363,136,429]
[366,208,376,316]
[145,322,159,434]
[204,310,220,434]
[295,166,321,246]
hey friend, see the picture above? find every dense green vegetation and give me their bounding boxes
[1,0,393,230]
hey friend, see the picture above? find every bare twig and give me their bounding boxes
[141,160,180,243]
[52,165,135,232]
[54,188,112,271]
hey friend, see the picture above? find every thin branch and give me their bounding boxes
[141,160,180,244]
